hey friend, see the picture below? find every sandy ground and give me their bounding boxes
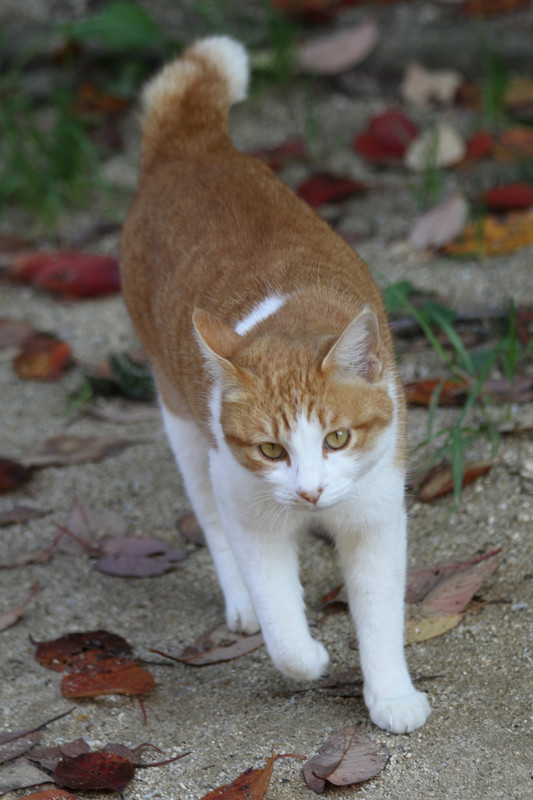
[1,3,532,799]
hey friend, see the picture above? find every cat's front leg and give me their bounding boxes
[211,455,329,681]
[335,497,430,734]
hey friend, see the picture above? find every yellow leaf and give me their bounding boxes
[444,209,533,256]
[405,613,463,644]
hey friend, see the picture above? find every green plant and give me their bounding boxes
[385,281,522,503]
[480,44,508,130]
[0,87,102,226]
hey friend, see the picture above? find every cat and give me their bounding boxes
[120,35,431,734]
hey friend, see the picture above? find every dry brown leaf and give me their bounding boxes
[405,123,466,171]
[304,726,389,793]
[0,505,46,527]
[409,193,469,250]
[59,502,128,554]
[95,535,187,577]
[177,511,206,546]
[0,582,39,632]
[401,62,462,107]
[297,19,379,75]
[421,554,499,615]
[21,435,142,468]
[155,624,264,666]
[416,460,493,502]
[405,613,464,644]
[0,758,53,795]
[200,752,303,800]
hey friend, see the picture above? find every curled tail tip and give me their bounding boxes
[142,35,249,118]
[190,35,249,103]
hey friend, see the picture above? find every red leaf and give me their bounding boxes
[34,630,133,672]
[416,460,493,502]
[13,335,72,381]
[465,129,493,160]
[296,173,368,207]
[200,752,303,800]
[61,660,155,698]
[483,182,533,211]
[8,252,121,299]
[0,458,33,492]
[54,751,135,794]
[354,109,418,163]
[249,138,307,171]
[404,377,468,407]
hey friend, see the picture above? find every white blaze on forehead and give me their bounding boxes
[234,293,286,335]
[289,413,326,492]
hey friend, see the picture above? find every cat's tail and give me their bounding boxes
[140,36,249,169]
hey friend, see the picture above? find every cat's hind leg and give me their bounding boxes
[160,404,259,634]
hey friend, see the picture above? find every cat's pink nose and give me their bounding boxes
[299,487,323,505]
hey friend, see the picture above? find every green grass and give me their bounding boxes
[385,281,524,503]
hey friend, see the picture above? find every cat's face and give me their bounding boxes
[217,339,394,509]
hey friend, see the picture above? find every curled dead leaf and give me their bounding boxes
[409,193,469,250]
[297,19,379,76]
[304,726,388,793]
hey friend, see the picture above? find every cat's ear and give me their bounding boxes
[322,307,382,383]
[193,308,243,366]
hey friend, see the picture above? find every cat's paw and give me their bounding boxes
[272,638,329,681]
[366,689,430,734]
[226,594,260,635]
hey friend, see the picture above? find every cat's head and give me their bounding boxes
[194,307,396,509]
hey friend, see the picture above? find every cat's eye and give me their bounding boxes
[258,442,286,460]
[324,429,350,451]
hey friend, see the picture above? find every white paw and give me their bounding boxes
[366,689,431,734]
[271,638,329,681]
[226,594,260,635]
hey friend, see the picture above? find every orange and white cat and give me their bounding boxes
[121,36,430,733]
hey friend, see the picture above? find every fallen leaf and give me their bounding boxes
[0,758,53,795]
[59,501,128,554]
[0,530,64,569]
[404,613,464,644]
[0,458,34,492]
[7,251,121,299]
[85,401,160,425]
[249,138,307,171]
[296,173,368,207]
[0,582,39,632]
[13,334,72,381]
[271,0,333,24]
[303,726,389,793]
[416,460,493,502]
[405,123,466,171]
[297,19,379,75]
[444,209,533,256]
[0,505,46,527]
[401,62,462,107]
[406,550,501,605]
[409,193,469,250]
[21,434,141,468]
[0,732,41,765]
[492,127,533,162]
[95,535,187,577]
[27,739,91,772]
[177,511,206,546]
[516,308,533,346]
[61,660,155,698]
[155,624,264,666]
[200,752,303,800]
[464,129,493,160]
[54,751,135,795]
[0,318,35,349]
[421,553,499,615]
[404,377,468,406]
[71,83,131,116]
[354,109,418,163]
[483,182,533,211]
[17,788,76,800]
[34,630,133,672]
[0,711,74,747]
[461,0,532,16]
[504,76,533,113]
[484,374,533,403]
